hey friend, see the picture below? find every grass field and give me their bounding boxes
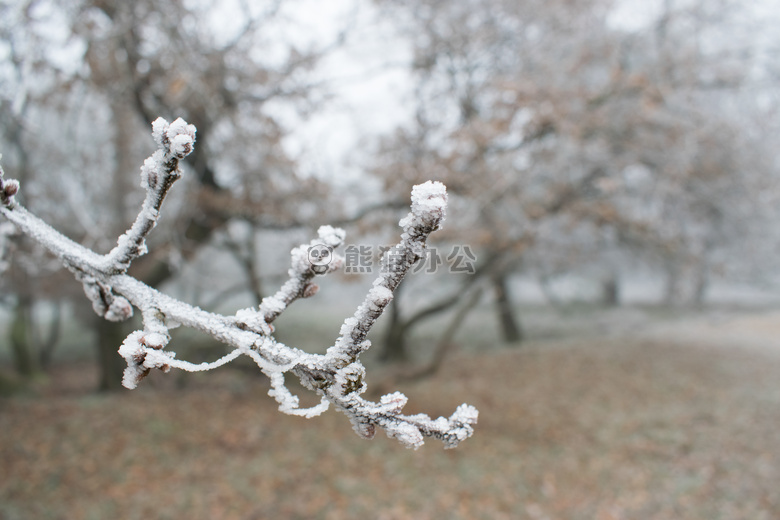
[1,309,780,519]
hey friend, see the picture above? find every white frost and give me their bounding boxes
[259,296,285,315]
[368,284,393,305]
[411,181,447,217]
[151,118,168,147]
[386,421,425,449]
[317,225,346,247]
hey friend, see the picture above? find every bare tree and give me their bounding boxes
[0,118,477,449]
[368,0,775,357]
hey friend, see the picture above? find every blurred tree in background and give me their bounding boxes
[369,0,778,361]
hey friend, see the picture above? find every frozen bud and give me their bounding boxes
[0,174,19,207]
[151,117,196,159]
[140,157,158,189]
[151,117,169,147]
[140,332,168,350]
[450,403,479,427]
[105,296,133,322]
[411,181,447,216]
[119,331,148,389]
[3,179,19,197]
[440,404,480,449]
[167,118,196,159]
[167,118,196,141]
[302,283,319,298]
[317,225,346,247]
[404,181,448,232]
[121,365,150,389]
[118,331,145,362]
[368,284,393,308]
[170,134,193,159]
[166,118,197,159]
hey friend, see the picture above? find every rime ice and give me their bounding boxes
[0,117,478,450]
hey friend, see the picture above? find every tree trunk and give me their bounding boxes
[602,275,620,307]
[10,297,37,377]
[8,297,62,377]
[493,273,522,344]
[0,371,18,396]
[37,302,62,370]
[663,258,682,306]
[692,261,708,307]
[381,296,409,363]
[398,287,484,382]
[95,318,127,392]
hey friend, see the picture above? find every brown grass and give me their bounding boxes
[1,337,779,519]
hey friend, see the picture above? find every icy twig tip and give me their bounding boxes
[151,117,197,160]
[412,181,447,219]
[317,225,346,247]
[399,181,448,233]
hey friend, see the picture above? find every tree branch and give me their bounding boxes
[0,120,477,449]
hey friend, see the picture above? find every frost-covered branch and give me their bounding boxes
[104,118,196,273]
[0,119,478,449]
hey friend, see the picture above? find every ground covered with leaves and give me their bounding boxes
[1,320,779,519]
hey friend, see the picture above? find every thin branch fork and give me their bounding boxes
[0,119,478,449]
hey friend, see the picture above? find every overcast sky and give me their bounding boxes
[191,0,780,195]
